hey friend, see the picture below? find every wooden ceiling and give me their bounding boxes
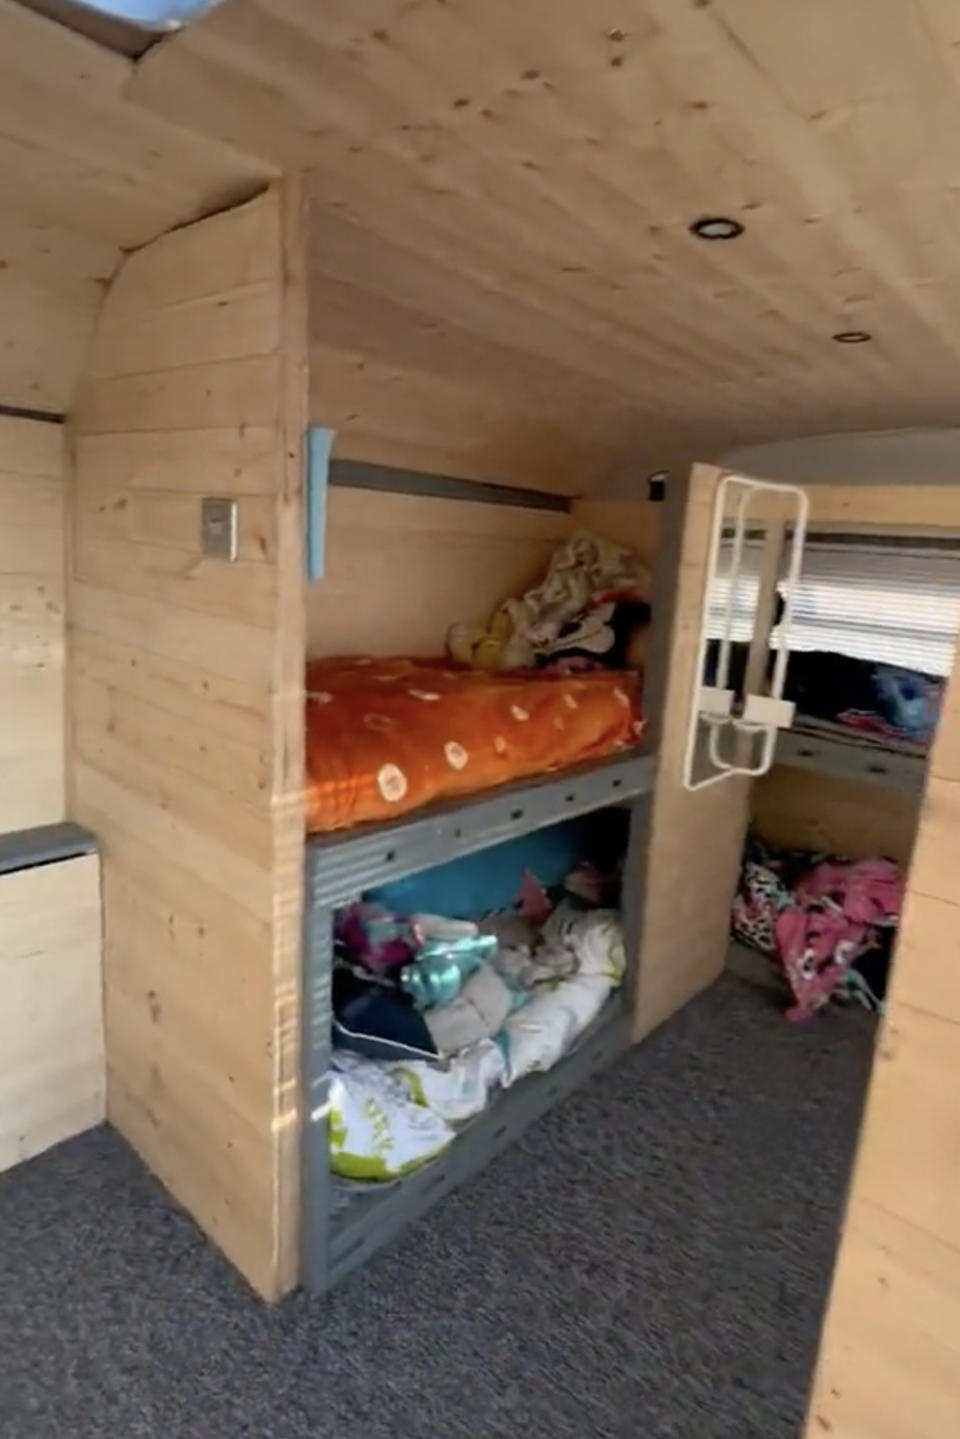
[8,0,960,488]
[122,0,960,490]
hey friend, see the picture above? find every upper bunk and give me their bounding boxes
[773,620,940,798]
[709,445,960,799]
[302,456,658,850]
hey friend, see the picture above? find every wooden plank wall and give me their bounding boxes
[303,206,652,495]
[570,496,664,573]
[0,1,275,416]
[804,637,960,1436]
[751,766,920,868]
[306,489,664,675]
[631,464,752,1038]
[67,185,307,1300]
[748,482,960,537]
[307,487,570,657]
[0,855,103,1172]
[0,415,65,829]
[0,209,108,414]
[725,430,960,527]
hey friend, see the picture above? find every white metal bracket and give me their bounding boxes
[683,472,809,791]
[699,687,735,719]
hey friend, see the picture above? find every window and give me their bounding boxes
[707,534,960,678]
[706,539,763,648]
[785,539,960,676]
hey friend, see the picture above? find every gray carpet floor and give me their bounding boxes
[0,972,874,1439]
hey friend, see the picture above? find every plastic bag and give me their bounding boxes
[328,1056,453,1181]
[393,1040,506,1123]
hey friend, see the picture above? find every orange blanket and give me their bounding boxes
[305,658,643,833]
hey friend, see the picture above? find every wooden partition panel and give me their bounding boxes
[308,484,665,664]
[307,486,570,657]
[570,496,663,573]
[631,464,751,1038]
[0,210,107,415]
[0,855,103,1172]
[67,186,307,1299]
[0,416,64,830]
[804,642,960,1435]
[752,767,919,868]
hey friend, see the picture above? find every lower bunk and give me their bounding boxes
[300,750,653,1293]
[731,829,904,1021]
[750,713,926,1018]
[328,998,627,1288]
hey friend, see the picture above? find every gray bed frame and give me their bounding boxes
[775,716,927,796]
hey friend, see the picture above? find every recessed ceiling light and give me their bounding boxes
[832,329,872,344]
[689,216,744,241]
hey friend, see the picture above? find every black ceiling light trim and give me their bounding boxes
[832,329,872,344]
[647,470,669,502]
[689,215,744,241]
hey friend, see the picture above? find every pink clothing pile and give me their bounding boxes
[776,858,903,1022]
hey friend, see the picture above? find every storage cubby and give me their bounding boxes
[301,764,650,1291]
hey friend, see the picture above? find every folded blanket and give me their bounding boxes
[305,657,643,833]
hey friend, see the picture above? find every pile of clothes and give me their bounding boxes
[328,867,626,1181]
[447,530,652,673]
[783,652,942,746]
[732,835,904,1022]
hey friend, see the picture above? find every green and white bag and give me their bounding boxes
[328,1055,453,1181]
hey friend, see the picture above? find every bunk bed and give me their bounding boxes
[706,519,950,801]
[294,466,660,1291]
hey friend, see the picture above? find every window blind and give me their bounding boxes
[706,539,764,647]
[707,535,960,678]
[784,540,960,676]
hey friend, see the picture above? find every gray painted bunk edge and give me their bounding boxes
[300,749,654,1293]
[328,457,573,514]
[776,723,926,796]
[304,749,654,905]
[0,821,98,876]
